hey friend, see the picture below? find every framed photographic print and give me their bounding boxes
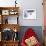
[23,9,36,19]
[2,10,9,15]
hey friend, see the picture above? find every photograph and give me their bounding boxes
[23,9,36,19]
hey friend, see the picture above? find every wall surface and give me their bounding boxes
[0,0,44,26]
[18,0,44,26]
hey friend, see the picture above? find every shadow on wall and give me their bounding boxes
[18,26,43,43]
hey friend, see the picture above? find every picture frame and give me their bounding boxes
[23,9,36,19]
[2,10,9,15]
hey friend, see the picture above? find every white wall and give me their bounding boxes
[18,0,44,26]
[0,0,43,26]
[0,0,15,7]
